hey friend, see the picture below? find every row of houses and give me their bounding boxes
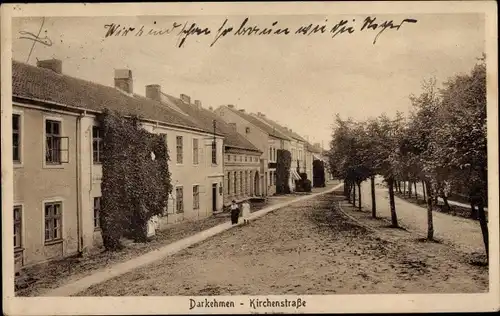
[11,58,327,270]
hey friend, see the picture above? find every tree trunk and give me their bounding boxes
[442,196,450,212]
[371,175,377,218]
[352,182,356,206]
[414,181,418,199]
[408,180,413,197]
[388,178,398,227]
[422,180,427,201]
[470,202,478,219]
[345,180,351,202]
[477,200,489,259]
[424,180,434,240]
[357,182,362,210]
[403,181,406,196]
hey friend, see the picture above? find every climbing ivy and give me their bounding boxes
[98,109,171,250]
[313,160,326,187]
[276,149,291,194]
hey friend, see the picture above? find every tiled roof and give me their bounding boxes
[305,141,323,154]
[12,60,211,133]
[161,94,261,153]
[226,107,291,140]
[251,114,307,143]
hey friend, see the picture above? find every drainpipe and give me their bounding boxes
[76,112,84,255]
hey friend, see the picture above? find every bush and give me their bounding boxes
[98,110,171,250]
[303,179,312,192]
[295,172,312,192]
[276,149,292,194]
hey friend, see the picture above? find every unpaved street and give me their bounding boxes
[78,192,488,296]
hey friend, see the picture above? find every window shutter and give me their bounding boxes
[199,185,206,193]
[59,136,70,163]
[199,144,205,165]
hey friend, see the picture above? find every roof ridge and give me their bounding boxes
[12,60,213,134]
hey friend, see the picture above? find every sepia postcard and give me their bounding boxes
[1,1,499,314]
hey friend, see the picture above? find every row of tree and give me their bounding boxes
[326,56,488,256]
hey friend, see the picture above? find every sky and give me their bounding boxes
[11,14,484,148]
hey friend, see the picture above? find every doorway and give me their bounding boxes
[212,183,217,213]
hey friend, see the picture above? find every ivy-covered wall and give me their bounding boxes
[313,159,326,188]
[276,149,292,194]
[98,110,171,250]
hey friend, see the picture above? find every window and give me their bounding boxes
[245,171,249,194]
[240,155,242,162]
[46,120,61,164]
[211,141,217,164]
[14,206,22,249]
[193,139,199,164]
[92,126,103,164]
[193,185,200,210]
[176,136,183,164]
[44,202,62,243]
[245,127,250,134]
[227,155,230,161]
[227,172,231,195]
[93,197,101,229]
[176,187,184,213]
[245,156,247,162]
[13,114,21,162]
[233,171,237,195]
[240,171,243,194]
[273,148,276,161]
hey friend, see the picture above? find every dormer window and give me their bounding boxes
[245,127,250,134]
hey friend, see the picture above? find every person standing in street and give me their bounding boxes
[241,200,251,224]
[230,200,240,225]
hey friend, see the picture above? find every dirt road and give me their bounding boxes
[77,192,488,296]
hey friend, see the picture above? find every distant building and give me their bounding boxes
[250,113,307,190]
[143,85,262,206]
[11,59,222,268]
[214,105,291,196]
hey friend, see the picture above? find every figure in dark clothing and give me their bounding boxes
[230,200,240,224]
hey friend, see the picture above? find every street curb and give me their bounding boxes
[42,183,343,297]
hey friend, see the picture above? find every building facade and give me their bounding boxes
[251,113,307,191]
[143,85,262,207]
[214,105,290,196]
[11,59,223,268]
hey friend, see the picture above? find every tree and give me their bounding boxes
[434,59,488,255]
[407,77,442,240]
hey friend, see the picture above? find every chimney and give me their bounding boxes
[228,104,235,109]
[194,100,202,109]
[37,59,62,74]
[114,69,133,93]
[238,109,245,113]
[180,94,191,104]
[145,84,161,101]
